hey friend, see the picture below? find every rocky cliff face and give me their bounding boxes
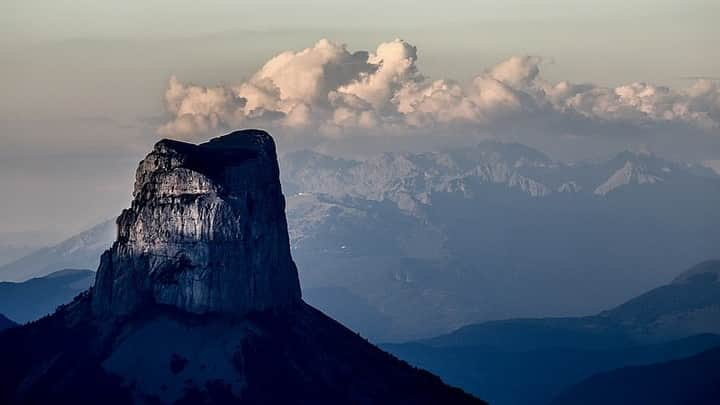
[0,129,484,405]
[92,129,301,317]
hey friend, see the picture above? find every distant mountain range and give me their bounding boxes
[0,130,484,404]
[0,245,34,268]
[1,137,717,401]
[4,256,717,403]
[283,144,720,340]
[0,269,94,324]
[419,260,720,349]
[0,220,114,282]
[382,260,720,405]
[3,141,719,341]
[0,230,63,267]
[281,144,719,207]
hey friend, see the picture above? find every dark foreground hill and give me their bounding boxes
[0,296,480,404]
[0,130,483,405]
[552,346,720,405]
[384,260,720,405]
[0,313,15,331]
[385,334,720,405]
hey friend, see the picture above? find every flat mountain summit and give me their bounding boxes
[0,130,483,405]
[92,130,301,317]
[5,139,720,341]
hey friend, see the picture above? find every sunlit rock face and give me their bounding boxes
[92,129,301,317]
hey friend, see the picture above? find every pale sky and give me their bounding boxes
[1,0,719,239]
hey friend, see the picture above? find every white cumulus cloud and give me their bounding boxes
[159,39,720,140]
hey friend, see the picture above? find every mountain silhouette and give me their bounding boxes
[0,130,484,405]
[0,269,94,323]
[383,260,720,404]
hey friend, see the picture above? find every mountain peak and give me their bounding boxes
[594,160,664,195]
[0,129,484,404]
[92,129,301,318]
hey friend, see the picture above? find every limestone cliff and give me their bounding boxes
[0,129,484,405]
[92,129,301,317]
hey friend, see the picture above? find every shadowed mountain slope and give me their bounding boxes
[552,345,720,405]
[383,260,720,405]
[0,130,484,405]
[0,313,15,331]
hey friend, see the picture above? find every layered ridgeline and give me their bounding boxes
[552,345,720,405]
[0,269,94,323]
[0,130,483,405]
[5,141,719,341]
[0,220,115,282]
[282,146,720,340]
[383,260,720,405]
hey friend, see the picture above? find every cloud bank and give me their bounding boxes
[160,39,720,140]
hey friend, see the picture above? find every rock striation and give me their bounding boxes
[0,129,484,404]
[92,129,301,317]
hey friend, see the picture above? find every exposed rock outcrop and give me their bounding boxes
[92,129,301,317]
[0,129,484,404]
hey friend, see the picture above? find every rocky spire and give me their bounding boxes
[92,129,301,317]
